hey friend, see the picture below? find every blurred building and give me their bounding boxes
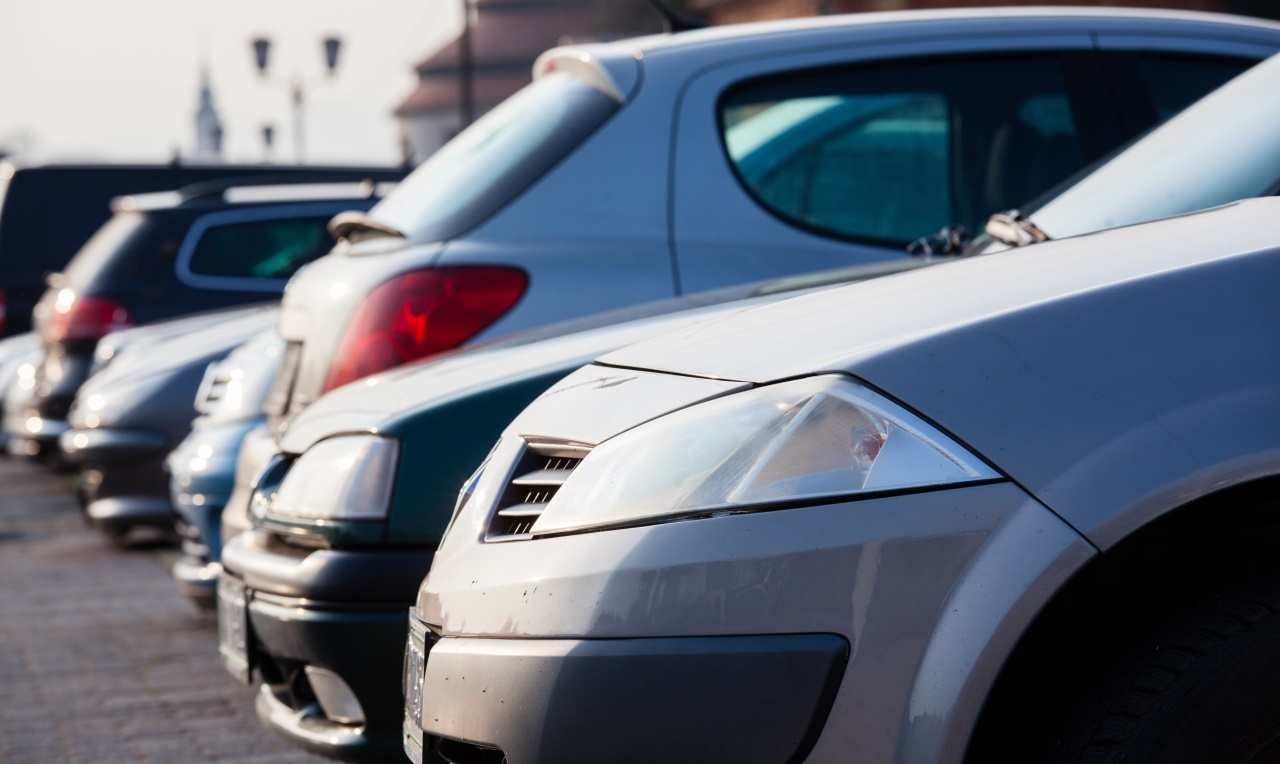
[395,0,660,162]
[688,0,1274,25]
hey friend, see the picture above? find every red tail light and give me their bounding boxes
[46,291,133,343]
[322,266,527,393]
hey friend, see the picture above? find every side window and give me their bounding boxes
[186,215,335,282]
[720,56,1085,244]
[1136,55,1253,123]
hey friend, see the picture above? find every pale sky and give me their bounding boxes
[0,0,463,165]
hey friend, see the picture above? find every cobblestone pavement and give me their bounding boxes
[0,457,329,763]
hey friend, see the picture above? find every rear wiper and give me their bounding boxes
[327,211,405,242]
[983,210,1049,248]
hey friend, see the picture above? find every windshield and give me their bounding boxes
[371,71,619,243]
[1021,54,1280,240]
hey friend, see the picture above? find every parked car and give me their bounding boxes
[405,197,1280,764]
[0,161,403,336]
[60,305,278,542]
[214,258,933,760]
[0,332,41,452]
[267,8,1280,435]
[5,179,389,459]
[169,328,283,602]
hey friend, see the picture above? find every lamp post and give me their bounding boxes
[458,0,475,131]
[251,35,342,163]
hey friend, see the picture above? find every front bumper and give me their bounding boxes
[168,417,264,601]
[4,349,90,459]
[58,426,172,533]
[416,631,847,764]
[411,482,1094,764]
[220,528,435,761]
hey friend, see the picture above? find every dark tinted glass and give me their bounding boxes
[1138,55,1252,123]
[188,216,335,280]
[721,56,1083,244]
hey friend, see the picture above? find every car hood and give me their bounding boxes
[277,256,943,454]
[599,199,1280,544]
[278,295,788,455]
[82,305,279,393]
[98,303,277,370]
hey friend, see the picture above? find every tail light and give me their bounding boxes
[46,290,133,343]
[322,266,527,393]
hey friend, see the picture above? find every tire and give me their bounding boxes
[1049,579,1280,763]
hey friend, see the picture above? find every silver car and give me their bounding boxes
[269,8,1280,424]
[406,198,1280,763]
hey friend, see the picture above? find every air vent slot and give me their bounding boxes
[486,440,591,541]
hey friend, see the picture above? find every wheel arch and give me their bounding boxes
[963,474,1280,763]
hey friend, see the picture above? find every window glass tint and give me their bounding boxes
[1138,55,1252,123]
[371,71,618,242]
[188,216,334,280]
[721,56,1083,244]
[1025,54,1280,241]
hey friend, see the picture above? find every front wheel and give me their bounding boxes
[1049,579,1280,763]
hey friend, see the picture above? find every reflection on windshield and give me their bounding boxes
[370,72,617,243]
[1025,55,1280,240]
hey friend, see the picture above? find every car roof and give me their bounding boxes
[109,179,389,213]
[638,6,1280,51]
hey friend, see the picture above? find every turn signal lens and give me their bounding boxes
[46,292,133,343]
[322,266,527,392]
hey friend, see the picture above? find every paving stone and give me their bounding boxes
[0,458,329,763]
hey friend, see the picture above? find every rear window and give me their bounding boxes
[370,71,619,242]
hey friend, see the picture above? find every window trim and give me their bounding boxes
[174,203,355,292]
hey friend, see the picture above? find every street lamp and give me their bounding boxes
[458,0,475,131]
[251,35,342,163]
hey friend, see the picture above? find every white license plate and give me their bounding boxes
[403,613,428,764]
[217,576,252,684]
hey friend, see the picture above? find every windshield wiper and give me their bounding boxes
[328,211,406,242]
[983,209,1049,248]
[907,224,973,257]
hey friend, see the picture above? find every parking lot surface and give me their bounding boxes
[0,457,328,763]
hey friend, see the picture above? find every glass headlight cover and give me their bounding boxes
[269,435,399,520]
[531,375,999,535]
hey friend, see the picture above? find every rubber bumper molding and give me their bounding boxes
[423,633,848,764]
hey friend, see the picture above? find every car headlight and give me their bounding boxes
[268,435,399,520]
[530,374,1000,535]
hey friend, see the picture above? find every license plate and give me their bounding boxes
[217,576,253,684]
[403,613,428,764]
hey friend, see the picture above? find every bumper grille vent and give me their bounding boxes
[486,440,591,542]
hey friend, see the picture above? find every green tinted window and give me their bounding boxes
[188,216,334,280]
[721,56,1083,244]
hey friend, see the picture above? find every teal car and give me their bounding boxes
[214,261,927,761]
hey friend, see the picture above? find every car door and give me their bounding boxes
[670,29,1112,294]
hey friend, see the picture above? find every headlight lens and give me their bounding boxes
[269,435,399,520]
[531,374,999,535]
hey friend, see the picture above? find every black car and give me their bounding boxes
[0,161,403,336]
[4,178,388,458]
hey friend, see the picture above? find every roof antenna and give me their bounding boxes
[646,0,709,33]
